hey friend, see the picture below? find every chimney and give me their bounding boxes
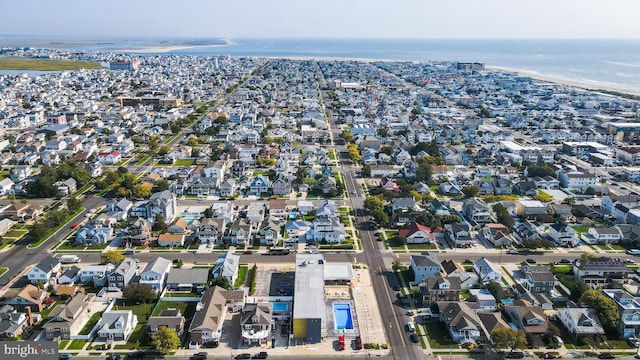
[25,306,33,326]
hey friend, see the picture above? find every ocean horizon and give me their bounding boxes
[2,37,640,94]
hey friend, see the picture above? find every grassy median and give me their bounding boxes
[0,58,103,70]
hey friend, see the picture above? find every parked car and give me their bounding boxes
[252,352,268,359]
[540,353,558,359]
[234,354,251,360]
[507,249,519,254]
[338,335,345,350]
[505,351,524,359]
[243,250,253,254]
[110,354,122,360]
[598,354,615,359]
[202,341,219,348]
[526,258,537,264]
[59,355,72,360]
[192,352,207,360]
[126,352,145,360]
[628,337,640,347]
[354,336,363,350]
[409,333,419,343]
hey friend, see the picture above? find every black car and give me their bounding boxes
[201,341,219,348]
[111,354,122,360]
[192,353,207,360]
[409,333,419,343]
[235,354,251,360]
[252,352,268,359]
[127,352,145,360]
[505,351,524,359]
[598,354,615,359]
[526,258,537,264]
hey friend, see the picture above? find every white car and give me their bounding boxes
[507,250,519,254]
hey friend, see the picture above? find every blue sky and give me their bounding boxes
[3,0,639,39]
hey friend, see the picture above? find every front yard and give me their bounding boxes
[423,321,458,349]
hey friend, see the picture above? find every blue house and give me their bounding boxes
[76,225,113,245]
[248,176,270,196]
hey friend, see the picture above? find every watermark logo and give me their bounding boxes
[2,341,58,360]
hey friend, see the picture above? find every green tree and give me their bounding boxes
[67,198,83,212]
[579,287,620,329]
[347,143,361,162]
[151,327,180,355]
[462,185,480,198]
[485,281,505,300]
[361,164,371,177]
[492,203,515,228]
[153,213,168,232]
[491,327,527,351]
[122,283,156,304]
[210,276,232,290]
[534,191,553,202]
[28,222,48,241]
[203,208,214,218]
[154,179,169,193]
[341,130,354,143]
[585,186,596,195]
[101,249,124,264]
[364,196,385,213]
[133,183,153,199]
[158,146,170,156]
[380,145,394,156]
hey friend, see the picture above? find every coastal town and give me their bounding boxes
[1,46,640,360]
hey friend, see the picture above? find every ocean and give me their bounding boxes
[169,38,640,93]
[3,37,640,93]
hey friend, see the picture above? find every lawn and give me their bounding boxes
[4,229,28,238]
[151,301,196,318]
[407,244,439,250]
[113,324,151,350]
[235,264,249,287]
[0,58,103,70]
[79,312,103,335]
[115,301,155,323]
[0,268,7,277]
[174,159,195,166]
[423,321,458,349]
[39,300,64,318]
[58,340,70,350]
[67,339,86,350]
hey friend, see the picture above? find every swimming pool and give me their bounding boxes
[272,302,288,312]
[333,303,354,330]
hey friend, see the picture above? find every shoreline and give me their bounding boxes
[486,65,640,97]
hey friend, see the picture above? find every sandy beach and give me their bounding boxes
[487,65,640,97]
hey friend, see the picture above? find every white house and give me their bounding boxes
[95,310,138,341]
[78,264,115,287]
[27,256,61,285]
[473,257,502,284]
[138,257,172,293]
[212,252,240,285]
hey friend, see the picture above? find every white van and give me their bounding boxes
[407,322,415,332]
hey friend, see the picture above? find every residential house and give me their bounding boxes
[469,289,497,311]
[410,253,441,284]
[258,219,281,246]
[240,302,273,345]
[5,203,43,222]
[482,223,513,248]
[399,222,435,244]
[420,273,461,304]
[124,218,152,246]
[516,200,548,217]
[0,305,30,338]
[573,256,629,287]
[219,179,237,197]
[462,198,491,223]
[0,178,14,195]
[504,299,548,336]
[445,223,474,248]
[195,218,226,245]
[168,218,189,234]
[391,197,416,213]
[586,227,623,245]
[157,233,185,248]
[437,302,484,344]
[3,285,48,313]
[75,225,113,245]
[107,258,137,291]
[547,222,578,247]
[312,215,346,243]
[492,178,513,195]
[188,286,246,345]
[477,312,509,344]
[166,268,210,293]
[27,256,61,285]
[139,257,172,293]
[95,310,138,341]
[473,257,501,284]
[58,266,80,285]
[316,176,337,195]
[602,289,640,338]
[146,191,177,224]
[147,308,186,336]
[79,264,114,287]
[228,218,253,246]
[521,269,556,295]
[10,165,33,182]
[248,176,270,196]
[271,176,291,196]
[42,293,91,340]
[212,252,240,285]
[557,307,605,340]
[97,151,122,165]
